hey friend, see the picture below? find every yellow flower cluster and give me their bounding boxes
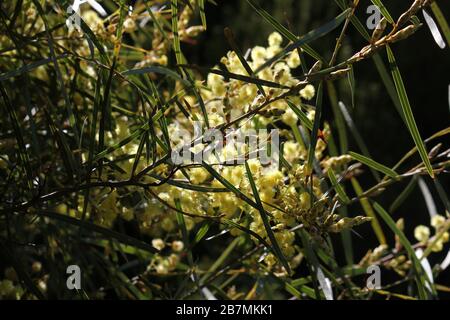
[50,28,369,271]
[90,31,369,271]
[148,240,185,275]
[414,214,449,252]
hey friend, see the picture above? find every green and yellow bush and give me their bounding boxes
[0,0,449,300]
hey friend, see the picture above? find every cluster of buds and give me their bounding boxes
[325,67,351,81]
[325,215,372,233]
[347,0,437,64]
[414,215,450,252]
[396,0,428,29]
[386,255,412,277]
[348,23,420,63]
[147,240,185,275]
[359,244,388,267]
[322,155,353,174]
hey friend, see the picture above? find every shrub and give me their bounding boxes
[0,0,449,300]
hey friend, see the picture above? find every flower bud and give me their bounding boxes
[388,25,416,43]
[152,238,165,251]
[371,17,387,42]
[326,68,350,81]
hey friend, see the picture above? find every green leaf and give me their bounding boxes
[349,151,398,179]
[373,53,405,123]
[115,270,150,299]
[87,239,152,258]
[373,202,430,299]
[220,218,272,250]
[0,84,33,190]
[433,178,450,215]
[327,167,350,204]
[123,66,191,87]
[306,82,323,175]
[185,68,210,128]
[98,60,117,176]
[391,127,450,173]
[326,82,348,153]
[143,2,169,44]
[285,99,313,130]
[179,65,290,89]
[39,210,159,254]
[337,206,353,266]
[148,174,228,192]
[43,108,77,182]
[171,0,183,64]
[199,163,274,251]
[174,199,192,265]
[264,269,311,299]
[351,178,386,245]
[338,102,380,181]
[254,9,351,73]
[194,221,211,244]
[198,0,207,29]
[0,56,63,81]
[386,45,434,179]
[31,0,80,146]
[92,112,161,162]
[224,27,266,96]
[131,133,147,177]
[77,17,110,65]
[298,229,323,299]
[347,65,355,109]
[370,0,394,24]
[201,161,258,208]
[333,1,404,120]
[245,0,323,62]
[430,2,450,46]
[389,176,417,213]
[244,161,291,274]
[200,237,240,283]
[334,0,370,40]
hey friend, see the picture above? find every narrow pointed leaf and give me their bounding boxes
[430,2,450,46]
[171,0,183,64]
[255,9,350,73]
[285,99,313,130]
[245,161,291,274]
[373,202,430,299]
[370,0,394,24]
[386,45,434,178]
[349,151,398,179]
[351,178,386,245]
[198,0,207,29]
[306,82,323,175]
[245,0,323,62]
[338,102,380,181]
[327,168,350,204]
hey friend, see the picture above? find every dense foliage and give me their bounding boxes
[0,0,449,300]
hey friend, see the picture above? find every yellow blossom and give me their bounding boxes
[431,215,446,229]
[152,238,165,251]
[251,46,267,63]
[300,84,316,100]
[287,50,301,68]
[281,108,298,127]
[171,241,184,252]
[268,32,283,47]
[414,225,430,243]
